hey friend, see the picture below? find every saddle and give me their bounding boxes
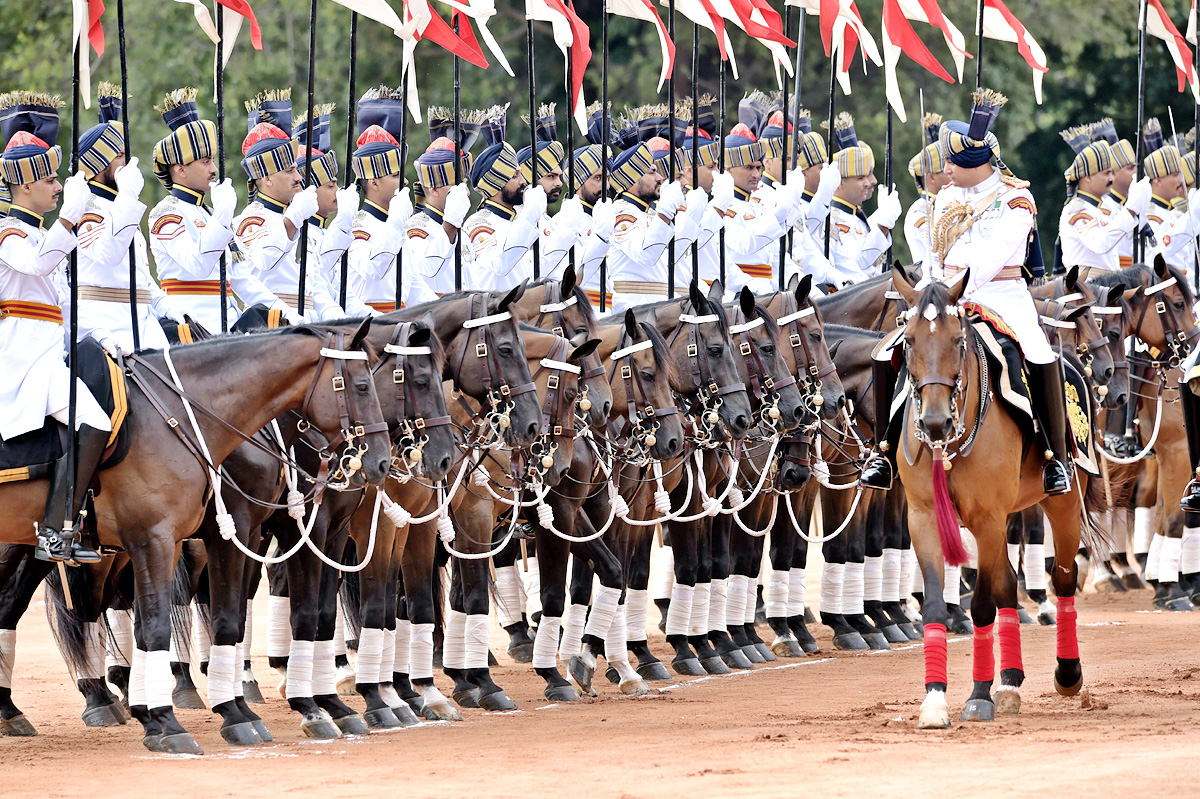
[0,338,132,483]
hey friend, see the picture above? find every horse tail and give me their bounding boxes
[44,559,98,680]
[339,568,363,645]
[169,542,200,662]
[931,457,970,566]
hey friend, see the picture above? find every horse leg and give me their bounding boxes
[728,520,768,663]
[240,543,267,703]
[559,543,593,688]
[960,514,1015,722]
[529,511,578,701]
[712,512,754,667]
[264,551,291,697]
[166,542,204,712]
[663,517,704,676]
[764,494,801,657]
[1042,494,1087,696]
[880,487,918,639]
[907,503,951,730]
[456,519,516,712]
[819,486,868,650]
[402,521,460,721]
[203,527,262,746]
[860,492,905,646]
[493,535,534,663]
[687,517,730,674]
[353,500,403,730]
[651,529,674,633]
[786,489,821,652]
[613,525,667,683]
[312,534,370,735]
[0,546,49,736]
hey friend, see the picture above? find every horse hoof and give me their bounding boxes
[605,666,620,685]
[1017,608,1035,625]
[948,618,974,636]
[333,713,370,735]
[741,644,766,664]
[754,642,777,662]
[219,721,262,747]
[896,622,920,641]
[336,668,357,697]
[488,650,498,667]
[804,608,815,623]
[700,656,731,675]
[544,684,579,702]
[568,656,595,694]
[452,688,481,709]
[111,701,130,723]
[636,661,673,682]
[142,734,164,752]
[0,714,37,737]
[770,638,803,658]
[478,691,517,712]
[301,717,343,739]
[172,688,206,710]
[672,657,705,676]
[242,680,265,705]
[832,632,869,651]
[1122,573,1147,590]
[918,690,951,730]
[992,685,1022,714]
[160,732,204,755]
[960,698,995,722]
[799,638,821,655]
[507,642,535,663]
[252,719,274,742]
[880,625,909,644]
[1054,669,1083,697]
[722,648,756,668]
[421,701,462,722]
[391,703,421,727]
[364,707,401,729]
[863,633,891,651]
[82,703,125,727]
[1166,596,1197,612]
[619,678,650,696]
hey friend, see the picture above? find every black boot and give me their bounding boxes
[35,424,108,564]
[1180,384,1200,512]
[1027,362,1072,496]
[859,358,899,490]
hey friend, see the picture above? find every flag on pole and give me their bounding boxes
[329,0,404,32]
[173,0,220,44]
[86,0,105,56]
[435,0,517,76]
[673,0,733,77]
[608,0,678,89]
[787,0,881,93]
[70,0,93,107]
[897,0,970,80]
[1187,0,1196,44]
[703,0,796,83]
[980,0,1047,103]
[1144,0,1200,102]
[526,0,593,132]
[402,0,489,68]
[882,0,955,123]
[215,0,262,50]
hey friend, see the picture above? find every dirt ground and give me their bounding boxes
[4,587,1199,799]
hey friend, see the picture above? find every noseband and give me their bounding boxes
[374,322,453,478]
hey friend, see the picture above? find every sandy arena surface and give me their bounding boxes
[3,587,1199,799]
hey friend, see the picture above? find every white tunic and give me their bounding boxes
[1057,192,1135,272]
[829,198,890,284]
[351,202,439,310]
[904,194,932,267]
[463,201,539,291]
[532,210,584,282]
[304,216,374,317]
[576,201,614,312]
[405,206,468,298]
[1104,192,1134,270]
[1145,197,1197,282]
[607,194,675,313]
[723,186,786,294]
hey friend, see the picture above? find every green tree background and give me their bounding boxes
[2,0,1196,264]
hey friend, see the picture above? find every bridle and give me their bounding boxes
[606,327,680,463]
[1129,274,1198,370]
[666,306,746,447]
[903,304,970,451]
[727,302,794,434]
[526,337,582,479]
[535,281,605,429]
[777,291,838,420]
[374,322,453,479]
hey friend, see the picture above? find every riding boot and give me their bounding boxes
[859,358,899,490]
[1180,384,1200,512]
[1027,363,1072,496]
[35,425,108,564]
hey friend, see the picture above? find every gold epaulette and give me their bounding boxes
[1000,173,1030,190]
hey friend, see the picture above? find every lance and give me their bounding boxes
[453,15,463,292]
[920,87,933,264]
[599,1,610,312]
[1194,35,1199,292]
[788,7,807,264]
[884,107,893,268]
[718,55,726,287]
[116,0,139,350]
[65,29,82,553]
[667,0,677,299]
[1169,108,1197,291]
[216,7,229,333]
[779,5,793,289]
[297,0,320,318]
[823,57,835,259]
[690,22,699,288]
[397,65,410,310]
[565,12,576,278]
[527,13,540,279]
[341,11,359,310]
[974,0,985,90]
[1134,0,1147,264]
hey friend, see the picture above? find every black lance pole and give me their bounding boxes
[66,33,82,539]
[691,23,700,285]
[667,0,677,299]
[1193,24,1199,292]
[528,17,541,279]
[823,62,835,259]
[116,0,139,350]
[566,27,576,278]
[779,5,792,289]
[341,11,358,310]
[599,5,610,312]
[789,8,806,262]
[397,65,410,310]
[718,55,726,287]
[216,6,229,333]
[1135,0,1147,264]
[453,16,463,292]
[975,0,985,90]
[884,107,893,268]
[297,0,318,317]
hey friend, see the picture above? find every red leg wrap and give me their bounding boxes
[996,608,1023,673]
[971,622,995,683]
[1056,596,1079,659]
[924,623,948,686]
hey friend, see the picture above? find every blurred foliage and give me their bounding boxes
[2,0,1198,263]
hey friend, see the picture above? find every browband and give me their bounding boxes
[777,306,815,326]
[1092,306,1123,315]
[462,311,513,328]
[384,344,433,355]
[1041,316,1076,329]
[729,317,765,334]
[610,340,654,361]
[320,348,369,360]
[1145,277,1177,295]
[884,290,904,300]
[1056,292,1084,303]
[539,297,578,313]
[679,313,718,324]
[541,358,581,374]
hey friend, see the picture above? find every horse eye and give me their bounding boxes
[640,370,655,381]
[1175,301,1186,310]
[760,343,775,354]
[414,376,430,389]
[355,380,370,392]
[707,345,722,357]
[1107,330,1119,343]
[809,332,821,342]
[498,344,513,357]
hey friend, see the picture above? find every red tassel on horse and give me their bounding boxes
[931,450,970,566]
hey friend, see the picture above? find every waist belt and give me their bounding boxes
[275,292,313,309]
[79,285,153,304]
[737,263,774,280]
[161,279,224,296]
[943,264,1023,281]
[0,300,63,323]
[367,301,399,313]
[583,289,612,308]
[613,280,669,296]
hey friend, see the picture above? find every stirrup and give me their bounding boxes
[1042,460,1071,496]
[859,454,894,490]
[1181,480,1200,513]
[34,528,69,563]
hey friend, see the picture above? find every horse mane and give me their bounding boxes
[604,294,731,332]
[914,280,953,320]
[527,277,598,333]
[1086,264,1149,291]
[638,322,679,386]
[823,322,887,340]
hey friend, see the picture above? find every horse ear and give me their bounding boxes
[408,326,433,347]
[1105,284,1126,306]
[624,309,640,340]
[689,279,709,313]
[1076,266,1092,285]
[739,286,756,318]
[1123,286,1143,304]
[786,273,800,292]
[796,274,813,304]
[1065,302,1095,323]
[350,316,373,350]
[1064,265,1079,292]
[561,264,577,297]
[894,260,908,282]
[569,337,602,363]
[1154,253,1168,278]
[706,278,724,304]
[891,263,919,307]
[498,280,528,311]
[946,268,970,305]
[827,339,843,361]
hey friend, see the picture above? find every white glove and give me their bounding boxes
[209,178,238,228]
[281,307,304,326]
[284,186,321,230]
[97,334,130,359]
[520,185,548,222]
[591,199,617,241]
[711,172,735,213]
[556,196,586,230]
[115,157,145,200]
[1126,177,1152,218]
[334,184,360,230]
[443,184,472,228]
[161,302,186,325]
[387,187,413,231]
[685,187,709,224]
[813,161,841,208]
[656,181,685,219]
[869,185,902,230]
[773,183,799,226]
[59,171,91,225]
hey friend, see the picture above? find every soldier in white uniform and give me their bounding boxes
[721,123,792,294]
[1088,118,1138,269]
[0,91,108,562]
[517,107,579,280]
[74,82,177,355]
[1141,119,1199,277]
[570,141,617,310]
[772,120,843,287]
[675,132,735,290]
[827,113,902,285]
[406,138,475,297]
[149,88,285,334]
[904,113,951,267]
[860,89,1073,496]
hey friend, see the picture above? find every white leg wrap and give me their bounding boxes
[708,578,728,633]
[725,575,748,627]
[665,583,694,637]
[355,628,385,686]
[105,609,133,669]
[900,547,917,595]
[1007,543,1021,575]
[625,588,650,643]
[443,610,467,670]
[1159,536,1183,583]
[381,626,396,679]
[820,562,845,615]
[559,603,587,659]
[145,649,174,710]
[584,585,621,641]
[393,620,411,675]
[863,556,883,603]
[0,629,15,689]
[207,644,238,707]
[170,605,191,664]
[75,622,104,681]
[464,614,490,669]
[1024,543,1047,591]
[688,582,711,637]
[651,543,676,600]
[532,615,561,669]
[764,570,789,619]
[334,599,348,657]
[843,561,865,615]
[1146,533,1164,581]
[744,577,759,624]
[1109,511,1129,555]
[312,639,337,695]
[943,565,962,604]
[232,642,245,697]
[882,549,902,603]
[523,557,542,619]
[1183,527,1200,574]
[787,568,807,616]
[194,605,213,666]
[1134,508,1154,555]
[494,565,524,628]
[267,595,292,659]
[604,605,639,682]
[240,599,253,659]
[129,648,147,707]
[285,639,315,699]
[409,623,434,681]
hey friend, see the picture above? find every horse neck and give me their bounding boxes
[815,279,887,327]
[592,324,625,360]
